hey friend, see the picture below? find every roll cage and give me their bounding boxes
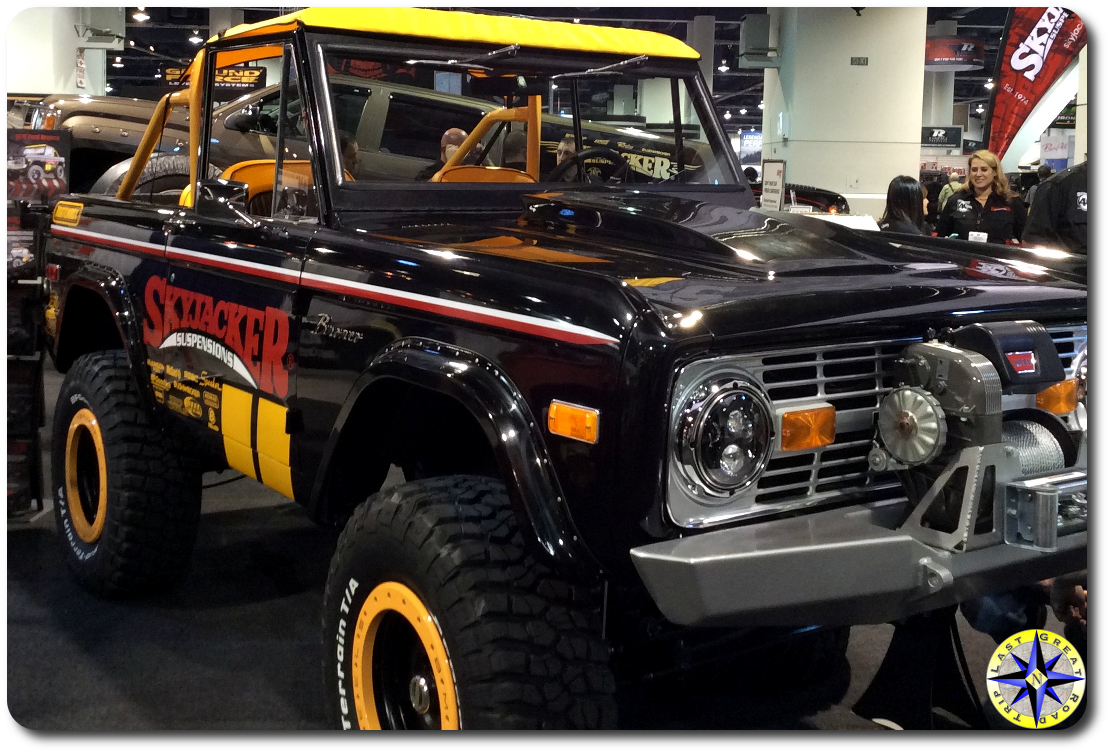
[116,12,740,223]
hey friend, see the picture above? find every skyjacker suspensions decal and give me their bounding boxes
[141,275,290,397]
[987,7,1086,158]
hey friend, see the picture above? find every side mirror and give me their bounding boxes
[196,179,259,227]
[223,105,259,133]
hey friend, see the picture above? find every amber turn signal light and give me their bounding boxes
[781,406,836,451]
[1036,379,1078,415]
[547,400,599,444]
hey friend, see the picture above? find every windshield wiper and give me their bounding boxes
[551,55,648,81]
[405,44,520,72]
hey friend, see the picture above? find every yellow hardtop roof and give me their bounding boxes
[215,7,699,60]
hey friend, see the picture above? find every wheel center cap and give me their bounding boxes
[409,674,431,715]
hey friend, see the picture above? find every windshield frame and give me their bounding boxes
[306,32,745,214]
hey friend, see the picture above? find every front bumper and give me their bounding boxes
[630,494,1086,628]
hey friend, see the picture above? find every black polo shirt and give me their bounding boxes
[1023,161,1087,253]
[935,189,1027,244]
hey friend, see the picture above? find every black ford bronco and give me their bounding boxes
[31,8,1087,730]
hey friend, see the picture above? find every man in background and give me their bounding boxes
[937,172,962,211]
[415,127,469,181]
[1023,163,1053,208]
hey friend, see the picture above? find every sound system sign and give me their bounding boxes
[166,66,267,95]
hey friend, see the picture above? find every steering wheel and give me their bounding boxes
[547,146,632,183]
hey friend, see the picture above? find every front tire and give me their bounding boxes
[51,350,202,596]
[323,476,616,729]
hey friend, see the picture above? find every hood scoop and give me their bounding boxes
[520,192,760,262]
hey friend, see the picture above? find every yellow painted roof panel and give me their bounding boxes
[215,7,699,60]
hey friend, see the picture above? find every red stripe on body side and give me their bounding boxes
[302,274,618,346]
[52,226,164,257]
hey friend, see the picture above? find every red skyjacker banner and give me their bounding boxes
[987,7,1086,159]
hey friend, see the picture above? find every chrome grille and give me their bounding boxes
[1047,324,1087,379]
[740,340,914,504]
[667,323,1087,528]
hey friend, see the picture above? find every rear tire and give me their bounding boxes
[26,164,45,182]
[323,475,616,729]
[51,350,202,596]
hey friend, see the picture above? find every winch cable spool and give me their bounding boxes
[1001,419,1065,476]
[877,387,947,466]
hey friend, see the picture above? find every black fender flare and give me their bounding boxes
[55,264,158,414]
[313,337,602,576]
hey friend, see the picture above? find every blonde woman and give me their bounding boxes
[935,149,1026,243]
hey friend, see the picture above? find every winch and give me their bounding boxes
[869,321,1086,552]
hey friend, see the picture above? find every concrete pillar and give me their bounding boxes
[922,71,955,126]
[763,7,927,217]
[638,77,674,125]
[209,8,244,37]
[82,48,108,96]
[6,7,83,93]
[922,20,957,126]
[686,15,715,95]
[1074,45,1087,162]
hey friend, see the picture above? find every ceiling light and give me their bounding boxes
[757,102,764,109]
[724,111,731,119]
[189,30,204,44]
[155,73,161,79]
[573,18,580,23]
[739,108,747,115]
[112,56,123,68]
[132,7,149,22]
[105,85,113,92]
[751,126,757,132]
[718,62,730,73]
[976,104,985,113]
[984,80,994,89]
[129,40,134,46]
[552,83,558,90]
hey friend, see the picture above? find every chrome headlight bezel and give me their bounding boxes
[673,374,775,499]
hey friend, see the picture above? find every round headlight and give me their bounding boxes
[676,379,774,496]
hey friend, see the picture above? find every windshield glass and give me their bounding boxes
[320,49,738,188]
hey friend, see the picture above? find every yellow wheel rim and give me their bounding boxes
[64,408,108,544]
[351,581,460,730]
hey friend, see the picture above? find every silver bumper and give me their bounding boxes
[630,491,1086,628]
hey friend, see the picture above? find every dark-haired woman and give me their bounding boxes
[935,149,1026,243]
[878,175,929,234]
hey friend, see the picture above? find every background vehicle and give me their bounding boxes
[748,180,851,213]
[30,7,1086,731]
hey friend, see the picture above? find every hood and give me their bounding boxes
[338,190,1086,341]
[41,93,187,129]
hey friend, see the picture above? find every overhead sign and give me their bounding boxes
[924,38,985,71]
[963,139,985,154]
[166,66,267,94]
[738,131,762,165]
[986,7,1086,159]
[922,126,963,149]
[1052,104,1076,128]
[760,159,785,211]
